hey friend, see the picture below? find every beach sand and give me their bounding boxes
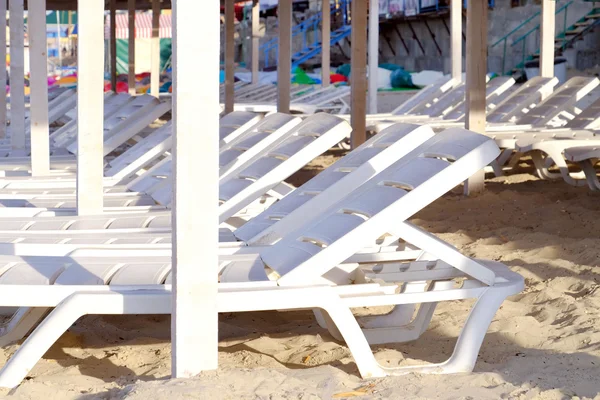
[1,158,599,399]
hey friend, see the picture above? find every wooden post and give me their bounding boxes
[368,0,379,114]
[150,0,161,98]
[464,0,487,195]
[350,0,367,148]
[0,0,7,139]
[171,0,219,377]
[451,0,462,81]
[277,0,292,113]
[76,0,105,215]
[9,0,25,151]
[251,0,260,85]
[224,0,235,113]
[128,0,136,95]
[29,0,50,176]
[110,0,117,92]
[321,0,330,88]
[540,0,556,78]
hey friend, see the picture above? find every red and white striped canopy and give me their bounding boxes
[105,13,172,39]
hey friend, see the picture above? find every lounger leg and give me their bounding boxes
[0,290,169,388]
[0,307,49,346]
[531,150,587,186]
[578,159,600,191]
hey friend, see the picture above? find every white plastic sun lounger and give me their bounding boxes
[0,128,524,388]
[0,95,171,164]
[0,114,350,217]
[0,113,299,196]
[0,123,436,250]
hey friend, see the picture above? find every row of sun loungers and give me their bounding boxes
[0,108,524,388]
[0,71,598,386]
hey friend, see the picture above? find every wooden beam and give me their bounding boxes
[350,0,367,148]
[451,0,462,81]
[171,0,219,378]
[29,0,50,176]
[110,0,117,92]
[0,0,7,139]
[224,0,235,113]
[464,0,487,196]
[368,0,378,114]
[277,0,292,113]
[321,0,330,88]
[9,0,25,151]
[128,0,136,95]
[251,0,260,85]
[76,0,105,215]
[540,0,556,78]
[150,0,160,97]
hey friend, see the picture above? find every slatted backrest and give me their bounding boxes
[58,95,158,150]
[234,123,435,244]
[217,114,351,222]
[68,97,172,156]
[219,111,264,145]
[443,77,516,121]
[301,87,351,107]
[50,94,134,147]
[220,114,302,181]
[258,128,500,286]
[516,77,599,127]
[566,95,600,130]
[424,82,466,117]
[126,156,172,195]
[105,122,173,182]
[391,77,457,116]
[487,76,559,123]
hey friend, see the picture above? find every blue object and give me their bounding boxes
[220,70,225,84]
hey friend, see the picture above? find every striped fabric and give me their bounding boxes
[104,12,172,39]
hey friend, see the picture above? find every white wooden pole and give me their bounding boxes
[464,0,487,196]
[29,0,50,176]
[110,0,117,92]
[224,0,235,114]
[251,0,260,85]
[9,0,25,151]
[0,0,7,139]
[540,0,556,78]
[56,11,62,69]
[171,0,219,378]
[321,0,330,88]
[368,0,379,114]
[277,0,292,113]
[350,0,367,148]
[150,0,161,98]
[76,0,105,215]
[128,0,136,95]
[451,0,462,81]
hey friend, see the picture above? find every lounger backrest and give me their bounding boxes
[68,96,172,156]
[234,123,436,244]
[219,113,302,180]
[424,82,466,117]
[565,95,600,130]
[487,76,558,123]
[50,94,133,146]
[219,111,264,145]
[216,113,351,222]
[516,76,599,127]
[106,121,173,182]
[300,87,351,107]
[257,128,500,286]
[391,77,457,116]
[443,76,515,121]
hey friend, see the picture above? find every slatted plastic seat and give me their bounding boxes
[391,77,457,115]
